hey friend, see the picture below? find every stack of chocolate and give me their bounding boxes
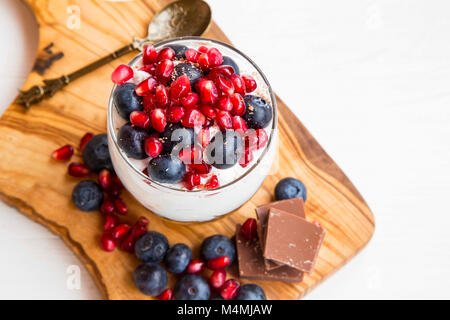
[236,198,325,282]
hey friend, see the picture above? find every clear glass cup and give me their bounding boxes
[107,37,277,222]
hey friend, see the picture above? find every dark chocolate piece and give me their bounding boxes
[255,198,306,270]
[235,224,304,282]
[263,208,325,274]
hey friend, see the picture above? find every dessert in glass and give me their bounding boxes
[107,37,277,222]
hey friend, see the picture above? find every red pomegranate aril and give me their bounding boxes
[231,75,246,96]
[187,259,205,274]
[181,92,199,108]
[217,96,233,112]
[196,127,211,148]
[198,53,210,70]
[151,108,167,133]
[232,116,248,133]
[181,108,206,128]
[143,45,158,65]
[144,136,163,158]
[189,162,212,174]
[51,144,74,161]
[100,233,116,252]
[179,145,202,164]
[256,128,268,149]
[111,64,133,85]
[185,48,200,62]
[110,224,131,241]
[230,93,246,116]
[103,213,118,231]
[170,76,192,105]
[158,288,173,300]
[98,169,112,190]
[204,175,219,189]
[167,106,185,123]
[207,256,231,270]
[114,198,128,215]
[210,65,235,79]
[216,110,232,130]
[79,133,94,152]
[139,64,156,75]
[155,59,174,83]
[113,175,123,188]
[210,269,226,290]
[121,216,149,252]
[242,75,257,93]
[130,111,151,129]
[143,94,158,114]
[199,80,218,105]
[207,48,223,67]
[241,218,258,240]
[239,148,254,168]
[244,131,259,151]
[154,85,169,107]
[156,47,175,62]
[199,105,216,120]
[135,77,158,96]
[220,279,240,300]
[101,199,115,216]
[68,162,90,177]
[198,46,208,53]
[183,172,201,190]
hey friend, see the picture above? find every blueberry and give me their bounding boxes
[71,180,103,212]
[117,123,149,159]
[222,56,240,75]
[135,231,170,263]
[113,83,143,120]
[170,62,204,88]
[274,177,307,202]
[235,284,266,300]
[243,95,273,129]
[82,134,113,172]
[159,123,195,155]
[174,274,210,300]
[200,234,236,264]
[133,263,167,296]
[165,243,192,274]
[168,45,188,60]
[206,130,243,169]
[147,154,186,184]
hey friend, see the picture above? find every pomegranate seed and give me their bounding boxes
[111,64,133,85]
[242,75,257,93]
[110,223,131,241]
[140,64,156,75]
[79,133,94,152]
[135,77,158,96]
[217,96,233,112]
[143,94,158,114]
[151,108,167,132]
[113,175,123,188]
[239,147,254,168]
[220,279,240,300]
[183,172,201,190]
[216,74,236,95]
[155,59,174,83]
[210,269,226,290]
[231,75,246,96]
[51,144,74,161]
[204,175,219,189]
[158,288,173,300]
[198,80,218,105]
[170,75,191,103]
[207,48,223,67]
[181,108,206,128]
[244,131,259,152]
[107,182,122,198]
[181,92,199,108]
[121,216,149,253]
[210,65,235,79]
[198,46,208,53]
[167,106,185,123]
[189,162,212,174]
[98,169,112,190]
[232,116,248,133]
[187,259,205,274]
[103,213,119,231]
[156,47,175,62]
[207,256,231,270]
[196,127,211,148]
[198,53,210,70]
[256,128,268,149]
[230,93,246,116]
[144,136,163,158]
[101,199,115,216]
[241,218,258,240]
[185,48,199,62]
[199,105,217,120]
[68,162,90,177]
[100,233,116,252]
[179,145,202,164]
[114,198,128,215]
[143,45,158,65]
[154,85,169,107]
[216,110,232,130]
[130,111,151,129]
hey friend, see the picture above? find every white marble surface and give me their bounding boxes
[0,0,449,299]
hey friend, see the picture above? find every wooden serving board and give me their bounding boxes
[0,0,375,299]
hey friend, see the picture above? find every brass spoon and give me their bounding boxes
[17,0,212,108]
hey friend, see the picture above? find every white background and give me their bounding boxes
[0,0,449,299]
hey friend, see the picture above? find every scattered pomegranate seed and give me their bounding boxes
[68,162,90,177]
[204,175,219,189]
[113,175,123,188]
[166,106,185,123]
[130,111,151,129]
[114,198,128,215]
[231,75,246,96]
[179,145,202,164]
[198,53,210,70]
[216,110,232,130]
[239,148,254,168]
[154,85,170,107]
[215,76,235,96]
[100,233,116,252]
[210,65,235,79]
[207,256,231,270]
[79,133,94,152]
[144,136,163,158]
[103,213,119,231]
[107,181,123,198]
[210,269,227,290]
[51,144,74,161]
[151,108,167,132]
[170,75,191,103]
[101,199,115,216]
[217,96,233,112]
[196,127,211,148]
[135,77,158,96]
[155,59,174,83]
[111,64,133,85]
[121,216,149,253]
[189,162,212,174]
[181,92,199,108]
[143,45,158,65]
[139,64,156,75]
[185,48,200,62]
[143,94,158,114]
[199,105,217,120]
[232,116,248,133]
[98,169,112,190]
[207,48,223,67]
[230,93,246,116]
[158,288,173,300]
[110,223,131,241]
[156,47,175,62]
[187,259,205,274]
[242,75,257,93]
[241,218,258,240]
[181,108,206,128]
[256,128,268,149]
[220,279,240,300]
[183,172,201,190]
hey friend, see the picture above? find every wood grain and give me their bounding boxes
[0,0,375,299]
